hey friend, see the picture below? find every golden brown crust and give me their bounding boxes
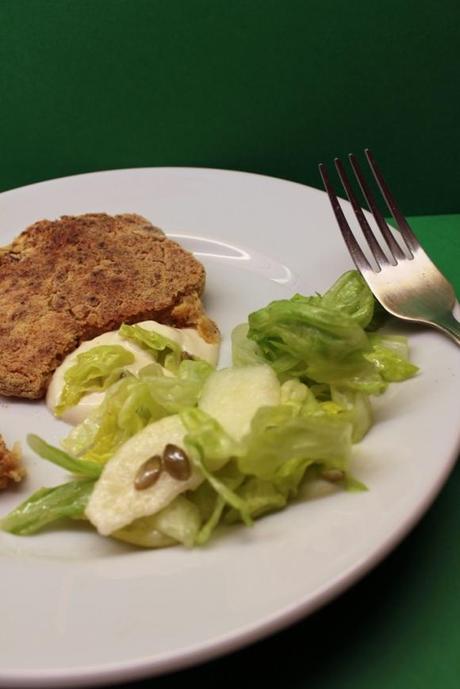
[0,436,25,490]
[169,293,220,343]
[0,213,218,399]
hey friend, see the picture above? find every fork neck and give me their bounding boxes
[435,311,460,345]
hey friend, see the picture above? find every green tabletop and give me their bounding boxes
[125,214,459,689]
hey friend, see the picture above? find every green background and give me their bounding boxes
[0,2,459,688]
[1,0,459,214]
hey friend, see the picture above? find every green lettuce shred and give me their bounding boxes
[63,359,214,463]
[224,478,287,524]
[238,405,351,478]
[320,270,375,327]
[2,270,419,547]
[27,434,102,478]
[365,334,419,381]
[236,270,417,394]
[1,480,94,535]
[180,397,354,540]
[55,345,134,415]
[119,323,183,373]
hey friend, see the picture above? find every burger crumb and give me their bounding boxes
[0,436,25,490]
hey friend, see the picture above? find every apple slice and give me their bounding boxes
[198,364,280,441]
[85,414,201,536]
[86,364,281,538]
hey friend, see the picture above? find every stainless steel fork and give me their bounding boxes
[319,150,460,345]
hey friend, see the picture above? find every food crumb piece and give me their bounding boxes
[0,436,25,490]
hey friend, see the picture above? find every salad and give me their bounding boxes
[1,271,418,548]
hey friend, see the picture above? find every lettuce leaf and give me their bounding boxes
[27,434,102,478]
[238,405,351,478]
[330,387,373,442]
[272,456,316,498]
[194,496,226,545]
[247,297,369,383]
[320,270,375,328]
[280,378,320,414]
[63,359,214,463]
[181,400,352,532]
[0,480,94,535]
[239,270,417,393]
[231,323,267,368]
[224,478,287,524]
[119,323,182,373]
[188,448,252,526]
[189,461,245,544]
[181,407,243,472]
[365,334,419,381]
[55,345,134,415]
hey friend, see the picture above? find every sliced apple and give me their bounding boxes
[85,414,201,536]
[86,364,281,538]
[113,495,201,548]
[198,364,281,441]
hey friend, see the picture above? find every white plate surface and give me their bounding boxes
[0,168,459,688]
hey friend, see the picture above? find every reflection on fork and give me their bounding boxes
[319,149,460,345]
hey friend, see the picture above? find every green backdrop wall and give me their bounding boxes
[1,0,459,215]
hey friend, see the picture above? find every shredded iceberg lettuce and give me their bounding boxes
[27,434,102,478]
[2,270,419,547]
[238,271,417,394]
[119,323,183,373]
[0,480,94,535]
[179,398,354,541]
[63,359,214,463]
[55,345,134,415]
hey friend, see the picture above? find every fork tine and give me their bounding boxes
[349,153,406,262]
[365,148,419,255]
[318,163,372,271]
[334,157,389,267]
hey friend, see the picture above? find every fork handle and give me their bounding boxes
[433,310,460,345]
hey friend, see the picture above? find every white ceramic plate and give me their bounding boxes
[0,169,459,688]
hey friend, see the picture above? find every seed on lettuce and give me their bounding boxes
[321,469,344,482]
